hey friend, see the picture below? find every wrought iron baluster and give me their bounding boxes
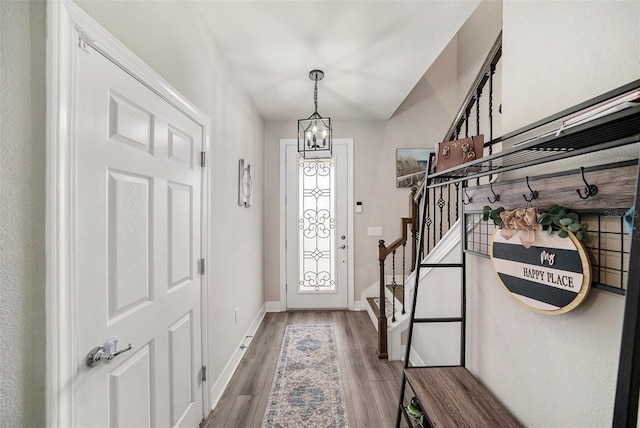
[391,250,397,322]
[489,64,495,153]
[476,87,482,136]
[428,189,433,256]
[438,186,445,240]
[488,63,496,181]
[446,183,451,231]
[464,109,469,138]
[454,182,460,221]
[402,242,406,315]
[431,187,436,251]
[476,87,482,187]
[420,195,426,259]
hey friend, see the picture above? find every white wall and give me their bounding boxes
[1,0,265,423]
[0,1,47,427]
[502,1,639,134]
[465,1,640,427]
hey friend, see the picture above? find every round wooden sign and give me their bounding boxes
[489,229,591,315]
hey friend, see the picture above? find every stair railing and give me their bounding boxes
[374,33,503,360]
[444,32,502,153]
[376,186,419,358]
[417,31,503,256]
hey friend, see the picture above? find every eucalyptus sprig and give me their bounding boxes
[482,206,505,228]
[482,204,588,240]
[538,204,588,240]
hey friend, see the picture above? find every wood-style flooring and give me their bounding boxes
[203,310,407,428]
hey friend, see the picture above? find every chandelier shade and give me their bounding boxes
[298,70,332,159]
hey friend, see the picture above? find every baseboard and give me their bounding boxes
[406,346,425,366]
[209,303,266,410]
[265,301,283,312]
[353,300,365,311]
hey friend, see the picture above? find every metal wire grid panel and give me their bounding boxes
[464,212,630,294]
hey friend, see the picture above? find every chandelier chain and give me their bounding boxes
[314,78,318,113]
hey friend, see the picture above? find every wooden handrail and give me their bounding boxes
[379,218,412,258]
[376,187,419,358]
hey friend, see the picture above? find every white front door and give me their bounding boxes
[284,140,352,309]
[74,40,204,427]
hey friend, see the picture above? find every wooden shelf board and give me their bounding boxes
[405,366,521,428]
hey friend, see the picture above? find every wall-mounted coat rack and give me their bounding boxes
[464,160,637,213]
[523,176,538,203]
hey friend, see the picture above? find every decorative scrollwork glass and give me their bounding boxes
[298,158,336,292]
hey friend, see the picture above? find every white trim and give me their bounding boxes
[345,139,355,310]
[46,4,75,424]
[279,139,355,311]
[406,346,426,366]
[265,301,283,312]
[278,142,287,312]
[200,99,212,419]
[353,300,364,311]
[46,2,212,426]
[209,304,266,410]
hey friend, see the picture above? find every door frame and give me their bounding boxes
[45,2,211,426]
[279,138,355,311]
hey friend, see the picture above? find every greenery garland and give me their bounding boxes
[482,204,588,241]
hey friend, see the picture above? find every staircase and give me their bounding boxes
[366,219,464,361]
[370,187,419,359]
[368,33,503,360]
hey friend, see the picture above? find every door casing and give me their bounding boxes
[279,138,355,311]
[45,2,211,426]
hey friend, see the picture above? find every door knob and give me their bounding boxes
[86,336,133,368]
[338,244,346,249]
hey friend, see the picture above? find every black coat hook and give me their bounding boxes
[462,182,473,205]
[576,167,598,199]
[523,176,539,203]
[487,182,500,204]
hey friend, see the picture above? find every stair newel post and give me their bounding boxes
[378,239,388,359]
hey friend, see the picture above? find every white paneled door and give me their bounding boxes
[74,42,204,427]
[285,141,352,309]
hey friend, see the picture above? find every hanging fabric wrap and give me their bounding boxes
[499,208,542,249]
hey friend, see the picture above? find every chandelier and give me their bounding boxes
[298,69,332,159]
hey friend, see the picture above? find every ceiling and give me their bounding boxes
[193,1,481,121]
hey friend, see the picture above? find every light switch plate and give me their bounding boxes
[368,227,383,236]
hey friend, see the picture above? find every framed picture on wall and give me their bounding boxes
[238,159,252,207]
[396,148,433,188]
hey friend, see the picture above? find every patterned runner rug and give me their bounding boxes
[262,324,349,427]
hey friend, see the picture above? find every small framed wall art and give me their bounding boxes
[238,159,252,208]
[396,148,433,188]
